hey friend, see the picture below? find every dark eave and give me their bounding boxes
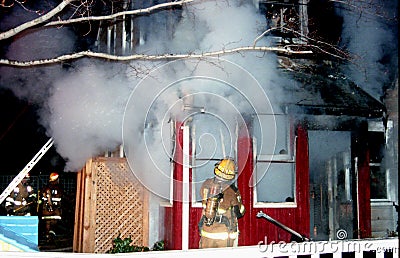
[280,69,386,118]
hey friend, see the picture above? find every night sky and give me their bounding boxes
[0,88,65,177]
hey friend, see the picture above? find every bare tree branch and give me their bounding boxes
[253,27,275,47]
[45,0,194,27]
[0,0,194,41]
[0,0,376,69]
[0,46,313,67]
[0,0,75,41]
[281,27,352,60]
[253,26,352,60]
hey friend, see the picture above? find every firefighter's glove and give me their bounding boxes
[215,192,224,200]
[233,205,245,219]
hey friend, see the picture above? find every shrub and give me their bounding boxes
[107,235,164,253]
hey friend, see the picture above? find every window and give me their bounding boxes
[368,128,388,200]
[370,166,388,199]
[255,162,295,202]
[253,114,296,207]
[190,114,237,206]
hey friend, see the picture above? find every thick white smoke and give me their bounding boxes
[120,0,284,199]
[336,0,398,100]
[45,61,132,170]
[1,0,396,174]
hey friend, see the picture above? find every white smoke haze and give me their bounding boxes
[0,26,76,104]
[122,54,271,199]
[336,1,398,100]
[0,2,76,101]
[1,0,396,179]
[45,61,132,171]
[61,0,281,180]
[196,2,264,49]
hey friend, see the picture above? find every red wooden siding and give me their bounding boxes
[352,126,372,239]
[188,205,202,248]
[357,149,372,238]
[164,121,184,250]
[165,118,374,248]
[165,121,203,249]
[163,206,174,249]
[238,124,310,245]
[237,121,255,246]
[168,122,311,248]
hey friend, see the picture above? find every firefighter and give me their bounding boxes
[40,172,63,239]
[5,174,36,216]
[198,158,246,248]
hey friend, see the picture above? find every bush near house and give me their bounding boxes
[107,235,164,253]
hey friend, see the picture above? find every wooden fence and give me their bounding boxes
[73,157,149,253]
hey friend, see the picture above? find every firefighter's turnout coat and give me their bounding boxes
[5,182,36,216]
[41,181,63,220]
[198,177,245,248]
[39,180,64,238]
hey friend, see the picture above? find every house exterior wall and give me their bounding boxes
[164,121,311,248]
[164,121,184,250]
[238,125,310,245]
[370,77,399,238]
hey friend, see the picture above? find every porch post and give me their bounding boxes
[237,120,253,245]
[353,125,372,238]
[171,120,183,250]
[182,125,190,250]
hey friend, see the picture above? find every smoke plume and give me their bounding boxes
[0,0,397,176]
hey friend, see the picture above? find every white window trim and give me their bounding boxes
[190,157,222,208]
[190,120,239,207]
[159,119,176,208]
[159,158,174,207]
[253,114,294,159]
[370,167,391,202]
[368,120,391,202]
[257,154,295,162]
[254,201,298,208]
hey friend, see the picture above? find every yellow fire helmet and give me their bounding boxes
[214,158,236,181]
[49,172,59,182]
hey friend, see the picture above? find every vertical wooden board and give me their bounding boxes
[163,206,174,249]
[73,168,82,252]
[82,158,94,253]
[142,189,149,247]
[358,150,372,238]
[171,121,184,250]
[237,127,254,246]
[73,161,89,252]
[188,208,202,249]
[88,159,98,253]
[295,125,310,238]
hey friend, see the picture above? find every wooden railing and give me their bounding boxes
[0,237,398,258]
